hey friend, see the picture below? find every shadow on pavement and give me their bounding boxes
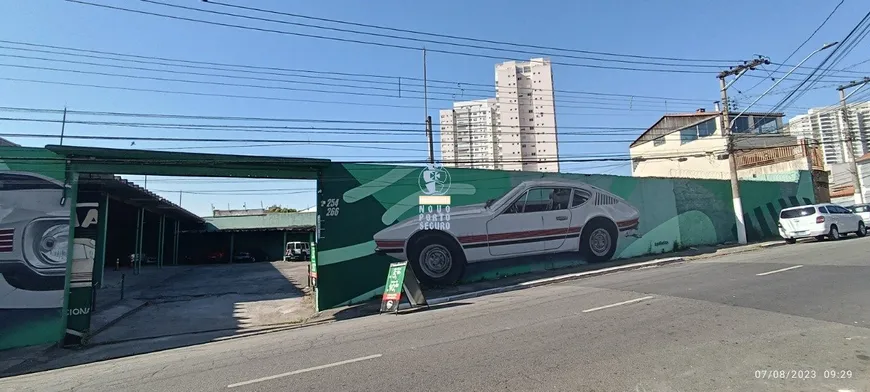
[318,240,784,323]
[398,301,471,314]
[0,260,313,378]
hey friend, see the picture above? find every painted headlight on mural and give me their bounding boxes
[23,218,70,271]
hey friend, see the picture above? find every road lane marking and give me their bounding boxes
[756,265,803,276]
[227,354,382,388]
[581,296,654,313]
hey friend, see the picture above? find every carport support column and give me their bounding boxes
[137,208,145,274]
[158,215,166,269]
[133,208,143,274]
[229,233,235,264]
[94,193,109,288]
[282,231,287,261]
[173,220,180,266]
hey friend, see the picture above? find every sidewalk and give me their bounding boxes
[0,239,783,377]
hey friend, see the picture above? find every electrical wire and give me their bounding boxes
[0,39,721,103]
[739,0,845,96]
[60,0,820,77]
[201,0,736,64]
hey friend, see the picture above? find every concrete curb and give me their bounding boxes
[398,256,685,310]
[88,318,329,346]
[88,300,149,339]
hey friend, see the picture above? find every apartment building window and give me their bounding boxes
[528,110,534,113]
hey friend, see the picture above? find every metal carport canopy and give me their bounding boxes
[77,172,204,224]
[45,145,330,179]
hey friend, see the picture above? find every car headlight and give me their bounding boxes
[38,224,68,265]
[23,218,69,271]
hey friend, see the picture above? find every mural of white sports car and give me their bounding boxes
[0,171,70,291]
[374,180,640,285]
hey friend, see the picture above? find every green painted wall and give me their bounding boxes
[0,147,70,350]
[315,163,816,310]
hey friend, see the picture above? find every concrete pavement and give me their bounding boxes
[2,237,869,391]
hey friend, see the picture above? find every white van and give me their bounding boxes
[283,242,310,261]
[778,203,866,243]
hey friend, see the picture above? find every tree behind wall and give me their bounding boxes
[266,205,298,213]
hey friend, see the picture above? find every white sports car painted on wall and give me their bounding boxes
[374,180,640,285]
[0,171,70,291]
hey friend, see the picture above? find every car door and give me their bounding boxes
[486,189,545,257]
[841,205,861,231]
[830,205,856,232]
[563,188,593,250]
[538,187,573,252]
[824,205,840,230]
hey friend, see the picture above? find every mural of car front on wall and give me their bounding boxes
[0,171,70,292]
[374,179,640,285]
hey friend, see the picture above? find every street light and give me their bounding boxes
[729,42,839,127]
[720,42,838,245]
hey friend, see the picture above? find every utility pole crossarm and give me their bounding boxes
[837,77,870,91]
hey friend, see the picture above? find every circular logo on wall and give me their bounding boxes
[418,163,451,196]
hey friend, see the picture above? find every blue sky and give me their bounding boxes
[0,0,868,216]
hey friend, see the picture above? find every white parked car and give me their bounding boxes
[778,203,866,244]
[847,204,870,225]
[374,180,640,285]
[0,171,70,291]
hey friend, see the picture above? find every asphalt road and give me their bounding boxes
[2,237,869,392]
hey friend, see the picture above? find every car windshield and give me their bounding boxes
[780,207,816,219]
[486,186,526,210]
[849,205,869,213]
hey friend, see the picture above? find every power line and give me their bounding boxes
[142,0,727,70]
[0,48,825,112]
[60,0,799,76]
[764,9,870,117]
[0,39,845,107]
[0,115,650,135]
[205,0,870,78]
[739,0,845,96]
[202,1,736,64]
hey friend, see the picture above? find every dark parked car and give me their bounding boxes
[233,251,257,263]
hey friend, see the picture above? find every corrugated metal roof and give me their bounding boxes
[202,212,315,232]
[0,137,19,147]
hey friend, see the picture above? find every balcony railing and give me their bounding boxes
[735,142,824,171]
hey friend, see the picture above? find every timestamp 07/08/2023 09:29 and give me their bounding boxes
[754,369,854,380]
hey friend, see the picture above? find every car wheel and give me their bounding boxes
[785,238,797,244]
[581,218,618,263]
[857,222,867,237]
[408,233,465,286]
[828,225,840,241]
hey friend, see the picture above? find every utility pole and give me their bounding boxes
[59,106,67,145]
[425,116,434,163]
[423,48,434,163]
[837,77,870,205]
[718,57,769,245]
